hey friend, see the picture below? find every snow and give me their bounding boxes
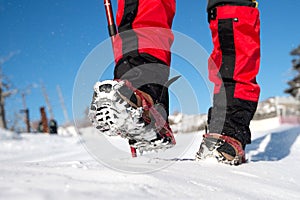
[0,128,22,140]
[0,119,300,200]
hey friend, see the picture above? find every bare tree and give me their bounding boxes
[0,52,19,129]
[57,85,70,125]
[41,82,54,119]
[8,112,23,132]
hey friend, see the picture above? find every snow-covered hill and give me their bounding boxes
[0,120,300,200]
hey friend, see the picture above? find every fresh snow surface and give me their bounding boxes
[0,118,300,200]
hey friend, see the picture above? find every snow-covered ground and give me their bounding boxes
[0,118,300,200]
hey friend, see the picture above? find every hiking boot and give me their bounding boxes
[195,133,246,165]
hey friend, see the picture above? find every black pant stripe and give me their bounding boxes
[218,18,236,104]
[118,0,139,58]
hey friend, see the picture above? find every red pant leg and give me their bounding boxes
[113,0,175,66]
[208,5,260,146]
[209,5,260,102]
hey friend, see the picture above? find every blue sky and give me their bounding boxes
[1,0,300,128]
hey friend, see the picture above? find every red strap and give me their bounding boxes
[121,79,176,144]
[220,135,244,157]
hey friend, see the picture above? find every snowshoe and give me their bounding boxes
[88,79,176,155]
[195,133,246,165]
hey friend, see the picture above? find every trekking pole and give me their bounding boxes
[103,0,137,158]
[104,0,117,39]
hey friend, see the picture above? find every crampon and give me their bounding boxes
[88,80,176,157]
[195,133,246,165]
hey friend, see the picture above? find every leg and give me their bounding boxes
[89,0,177,154]
[113,0,176,116]
[197,0,260,164]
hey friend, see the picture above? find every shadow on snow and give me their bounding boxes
[246,126,300,162]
